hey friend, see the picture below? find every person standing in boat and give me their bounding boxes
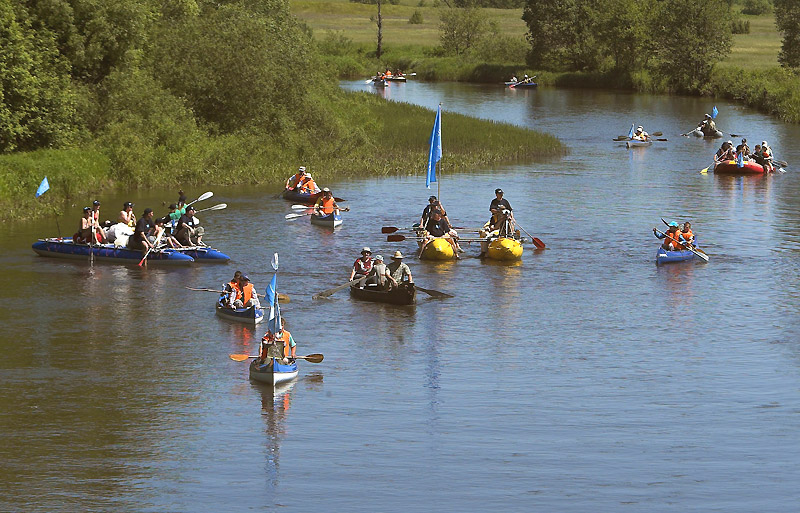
[653,221,681,251]
[489,189,513,226]
[313,188,341,216]
[387,251,413,288]
[349,247,374,284]
[129,208,156,250]
[286,166,306,190]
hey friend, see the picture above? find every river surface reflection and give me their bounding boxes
[1,82,800,512]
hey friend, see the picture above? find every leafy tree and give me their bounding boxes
[649,0,732,91]
[595,0,651,72]
[775,0,800,68]
[439,7,487,55]
[522,0,603,71]
[741,0,772,16]
[22,0,157,84]
[0,2,77,152]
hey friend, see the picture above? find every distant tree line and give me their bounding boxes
[521,0,734,92]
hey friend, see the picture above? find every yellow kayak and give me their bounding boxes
[418,237,456,260]
[487,237,523,261]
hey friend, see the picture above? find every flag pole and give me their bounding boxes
[437,103,442,201]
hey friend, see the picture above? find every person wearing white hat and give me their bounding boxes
[387,251,413,288]
[349,247,374,283]
[297,170,320,194]
[366,254,391,289]
[760,141,774,172]
[314,187,342,216]
[633,125,649,142]
[285,166,307,190]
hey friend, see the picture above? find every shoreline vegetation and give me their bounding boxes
[305,0,800,123]
[0,1,563,224]
[0,94,564,223]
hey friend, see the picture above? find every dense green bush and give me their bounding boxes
[409,10,424,24]
[742,0,772,15]
[731,19,751,33]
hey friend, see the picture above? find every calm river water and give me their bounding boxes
[2,81,800,512]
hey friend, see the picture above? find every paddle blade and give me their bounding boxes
[277,293,290,303]
[229,354,257,361]
[301,353,324,363]
[285,213,305,219]
[197,191,213,202]
[292,204,313,209]
[700,166,710,174]
[387,234,406,242]
[415,286,454,299]
[532,237,546,249]
[382,227,399,234]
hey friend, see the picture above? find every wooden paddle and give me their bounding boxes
[229,353,324,363]
[414,285,454,299]
[654,228,709,262]
[313,278,365,299]
[185,287,289,302]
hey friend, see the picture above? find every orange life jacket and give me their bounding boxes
[228,280,241,301]
[665,229,680,249]
[299,177,317,193]
[680,229,694,248]
[275,329,292,358]
[286,173,304,190]
[317,196,335,214]
[241,283,254,305]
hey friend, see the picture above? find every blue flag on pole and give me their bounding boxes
[737,151,744,168]
[426,104,442,189]
[266,272,281,334]
[35,177,50,198]
[712,106,718,119]
[628,124,635,139]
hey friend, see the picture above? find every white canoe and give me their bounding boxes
[249,359,298,385]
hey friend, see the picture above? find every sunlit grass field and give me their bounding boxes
[291,0,527,47]
[292,0,780,68]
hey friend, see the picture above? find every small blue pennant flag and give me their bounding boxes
[35,177,50,198]
[266,272,281,334]
[426,104,442,189]
[712,106,719,119]
[737,151,744,168]
[628,124,635,139]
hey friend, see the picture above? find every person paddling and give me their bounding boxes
[259,319,296,366]
[314,188,340,216]
[233,275,261,309]
[367,254,391,289]
[349,247,374,284]
[632,126,650,142]
[76,206,95,244]
[387,251,413,288]
[714,141,735,163]
[653,221,682,251]
[698,114,717,136]
[286,166,306,190]
[129,208,156,251]
[760,141,774,172]
[222,271,243,309]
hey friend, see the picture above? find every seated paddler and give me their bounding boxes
[233,275,261,309]
[654,221,681,251]
[349,247,373,285]
[259,319,296,365]
[286,166,306,190]
[314,188,340,216]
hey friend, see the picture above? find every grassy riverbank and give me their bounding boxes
[302,1,800,122]
[0,91,563,223]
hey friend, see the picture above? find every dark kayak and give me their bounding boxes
[349,282,416,305]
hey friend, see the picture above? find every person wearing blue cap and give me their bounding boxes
[653,221,682,250]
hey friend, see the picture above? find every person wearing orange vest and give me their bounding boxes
[654,221,681,250]
[313,188,340,215]
[298,173,320,194]
[678,222,694,249]
[259,319,296,364]
[286,166,306,190]
[233,275,261,309]
[222,271,242,308]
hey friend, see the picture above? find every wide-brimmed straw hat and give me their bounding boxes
[392,251,403,259]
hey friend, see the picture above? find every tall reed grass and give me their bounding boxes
[1,91,564,222]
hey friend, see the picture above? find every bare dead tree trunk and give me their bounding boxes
[377,0,382,59]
